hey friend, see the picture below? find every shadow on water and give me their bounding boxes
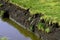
[1,18,40,40]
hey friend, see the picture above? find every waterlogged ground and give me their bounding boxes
[0,19,31,40]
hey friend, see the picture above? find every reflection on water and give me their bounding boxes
[0,19,31,40]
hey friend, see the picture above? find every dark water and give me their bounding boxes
[0,19,31,40]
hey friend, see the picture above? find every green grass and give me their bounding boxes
[9,0,60,33]
[10,0,60,21]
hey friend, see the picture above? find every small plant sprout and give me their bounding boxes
[30,25,33,31]
[37,22,45,31]
[45,16,50,23]
[58,22,60,27]
[46,16,53,25]
[45,27,50,33]
[48,16,53,25]
[0,4,3,7]
[52,17,58,23]
[40,16,43,20]
[0,11,4,17]
[43,15,47,20]
[40,15,47,20]
[28,17,31,21]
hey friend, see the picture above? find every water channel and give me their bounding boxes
[0,18,31,40]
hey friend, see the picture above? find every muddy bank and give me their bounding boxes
[0,0,60,40]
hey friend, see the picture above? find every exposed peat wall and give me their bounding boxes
[0,0,60,40]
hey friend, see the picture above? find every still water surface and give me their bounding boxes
[0,19,31,40]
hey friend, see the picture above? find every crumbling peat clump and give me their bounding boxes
[0,0,60,40]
